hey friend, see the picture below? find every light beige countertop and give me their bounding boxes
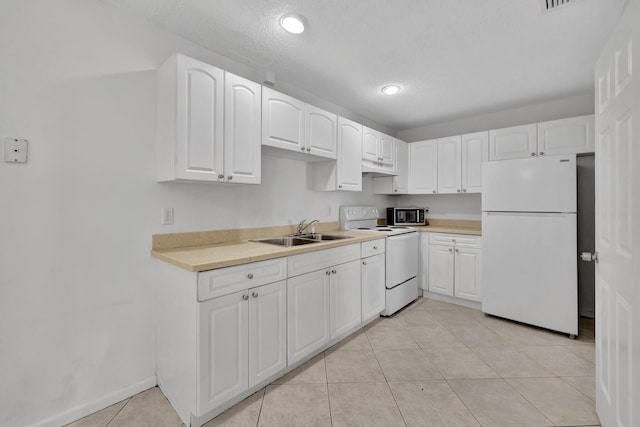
[151,222,385,272]
[414,218,482,236]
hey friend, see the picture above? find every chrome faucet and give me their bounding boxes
[296,219,319,236]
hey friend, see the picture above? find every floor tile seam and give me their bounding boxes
[383,380,409,427]
[254,387,266,427]
[468,344,554,375]
[505,381,558,427]
[558,376,597,403]
[104,397,132,427]
[564,346,598,365]
[417,347,449,380]
[324,381,334,427]
[440,378,485,427]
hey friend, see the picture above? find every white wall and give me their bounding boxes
[395,194,482,220]
[397,91,594,142]
[0,1,392,426]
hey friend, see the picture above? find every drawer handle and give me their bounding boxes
[300,146,305,151]
[373,246,378,250]
[362,261,367,265]
[449,248,453,253]
[217,174,224,179]
[326,270,331,276]
[331,269,337,274]
[539,151,544,156]
[247,273,254,279]
[306,147,311,152]
[252,291,259,298]
[227,176,233,180]
[455,249,459,253]
[242,294,249,301]
[531,152,536,156]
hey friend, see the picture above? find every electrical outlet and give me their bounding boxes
[4,138,28,163]
[162,208,174,225]
[327,205,332,216]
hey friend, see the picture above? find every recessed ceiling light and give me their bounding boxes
[280,14,306,34]
[381,85,401,95]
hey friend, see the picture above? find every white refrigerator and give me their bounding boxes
[482,154,578,336]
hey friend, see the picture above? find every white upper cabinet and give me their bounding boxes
[437,136,462,194]
[262,87,305,152]
[408,139,438,194]
[537,115,595,156]
[461,131,488,193]
[224,72,262,184]
[372,139,409,194]
[312,116,362,191]
[156,54,260,184]
[362,126,395,173]
[305,104,337,159]
[489,124,537,161]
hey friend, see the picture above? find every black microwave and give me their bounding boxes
[386,207,428,226]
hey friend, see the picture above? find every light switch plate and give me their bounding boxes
[4,138,28,163]
[162,207,174,225]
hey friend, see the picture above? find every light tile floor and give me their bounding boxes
[67,298,599,427]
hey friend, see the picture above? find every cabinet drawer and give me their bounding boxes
[198,258,287,301]
[429,233,481,249]
[288,244,360,277]
[361,239,386,258]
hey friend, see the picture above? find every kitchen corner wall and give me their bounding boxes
[0,1,392,426]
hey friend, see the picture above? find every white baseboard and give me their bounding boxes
[28,376,157,427]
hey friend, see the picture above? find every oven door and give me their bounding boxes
[385,232,418,289]
[396,209,420,225]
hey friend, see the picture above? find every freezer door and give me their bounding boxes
[482,154,577,213]
[482,211,577,335]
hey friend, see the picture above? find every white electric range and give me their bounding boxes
[340,206,419,316]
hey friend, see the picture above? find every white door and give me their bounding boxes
[305,104,337,159]
[537,115,595,156]
[408,139,438,194]
[379,134,395,167]
[437,136,462,194]
[595,1,639,425]
[224,72,261,184]
[461,131,488,193]
[330,260,362,338]
[336,117,362,191]
[176,55,224,181]
[262,87,305,152]
[361,254,386,320]
[428,245,454,296]
[488,123,537,161]
[248,281,286,388]
[198,290,248,414]
[454,247,482,302]
[362,127,380,162]
[287,270,331,365]
[393,139,409,193]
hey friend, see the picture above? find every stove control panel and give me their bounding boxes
[340,206,379,221]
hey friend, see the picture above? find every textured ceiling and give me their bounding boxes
[104,0,626,131]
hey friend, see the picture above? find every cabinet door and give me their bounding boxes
[305,104,337,159]
[362,127,380,162]
[461,131,488,193]
[437,136,462,194]
[380,134,395,166]
[248,280,287,388]
[408,139,438,194]
[419,233,430,291]
[330,260,362,338]
[393,139,408,193]
[287,270,330,365]
[537,115,595,156]
[428,245,454,296]
[198,290,248,414]
[224,72,261,184]
[336,117,363,191]
[361,254,386,321]
[454,247,482,302]
[176,55,224,181]
[262,87,305,152]
[489,124,537,161]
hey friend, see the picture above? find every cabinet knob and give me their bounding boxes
[338,185,342,189]
[242,294,249,301]
[455,249,459,253]
[531,152,536,156]
[227,176,233,180]
[331,269,337,274]
[394,189,398,192]
[449,248,453,253]
[462,189,467,192]
[218,174,224,179]
[252,291,259,298]
[247,273,254,279]
[306,147,311,152]
[539,151,544,156]
[362,261,367,265]
[432,190,436,194]
[373,246,378,250]
[452,239,456,242]
[326,270,331,276]
[457,189,461,193]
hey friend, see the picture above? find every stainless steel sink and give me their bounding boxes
[250,236,321,247]
[295,233,354,241]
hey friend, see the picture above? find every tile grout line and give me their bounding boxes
[104,397,132,427]
[323,352,334,427]
[254,387,266,427]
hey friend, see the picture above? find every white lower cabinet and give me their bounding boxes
[330,260,362,338]
[427,233,482,302]
[198,280,286,415]
[287,269,331,365]
[361,253,386,320]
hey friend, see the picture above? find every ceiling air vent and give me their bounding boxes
[541,0,575,13]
